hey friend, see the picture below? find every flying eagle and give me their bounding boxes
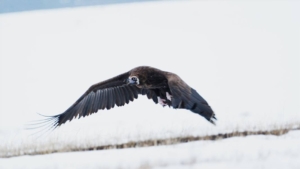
[39,66,216,129]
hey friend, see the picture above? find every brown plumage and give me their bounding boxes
[39,66,216,129]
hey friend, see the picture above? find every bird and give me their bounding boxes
[37,66,216,130]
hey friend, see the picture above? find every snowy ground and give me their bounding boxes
[0,0,299,168]
[1,131,300,169]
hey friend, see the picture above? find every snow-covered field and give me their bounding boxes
[1,130,300,169]
[0,0,299,168]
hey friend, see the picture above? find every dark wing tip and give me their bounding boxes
[208,113,217,125]
[24,113,61,138]
[190,88,217,125]
[29,112,68,128]
[212,114,217,120]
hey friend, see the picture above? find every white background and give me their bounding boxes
[0,0,299,168]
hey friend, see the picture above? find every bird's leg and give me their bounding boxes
[166,92,172,101]
[158,97,168,107]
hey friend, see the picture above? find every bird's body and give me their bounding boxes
[40,66,216,129]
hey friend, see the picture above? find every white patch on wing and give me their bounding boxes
[166,92,172,101]
[158,97,167,107]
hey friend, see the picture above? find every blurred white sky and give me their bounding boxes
[0,0,299,129]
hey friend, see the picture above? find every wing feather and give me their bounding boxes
[114,87,122,106]
[37,72,159,128]
[92,90,100,113]
[101,89,107,110]
[128,85,138,99]
[87,92,96,116]
[121,87,130,104]
[125,86,134,101]
[166,73,216,124]
[108,88,115,109]
[106,89,112,110]
[117,87,126,106]
[141,88,158,104]
[81,94,90,117]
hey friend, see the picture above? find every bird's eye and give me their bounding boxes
[131,77,137,81]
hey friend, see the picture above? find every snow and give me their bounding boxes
[0,0,299,168]
[1,131,300,169]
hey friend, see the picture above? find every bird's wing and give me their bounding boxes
[166,73,216,124]
[37,72,158,129]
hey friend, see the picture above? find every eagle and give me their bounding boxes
[38,66,216,129]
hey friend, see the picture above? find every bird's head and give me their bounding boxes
[127,76,140,85]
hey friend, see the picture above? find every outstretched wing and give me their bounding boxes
[37,72,158,129]
[166,73,216,124]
